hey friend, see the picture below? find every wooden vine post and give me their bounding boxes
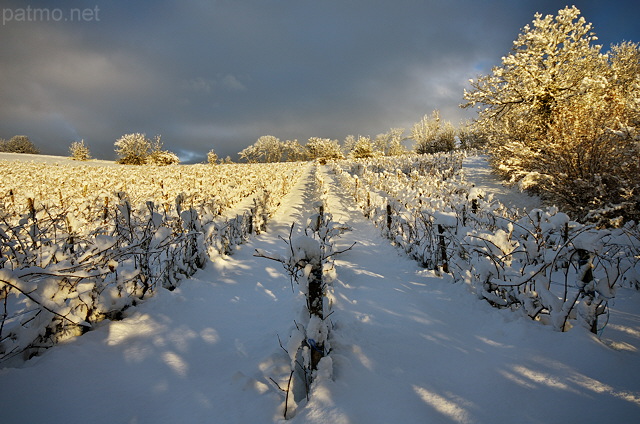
[438,224,449,273]
[307,253,325,370]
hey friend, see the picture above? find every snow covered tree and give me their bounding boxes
[463,6,640,224]
[148,149,180,166]
[114,133,152,165]
[306,137,344,163]
[348,135,377,159]
[456,121,487,150]
[238,143,259,163]
[147,136,180,165]
[342,135,357,156]
[207,149,218,164]
[463,6,604,140]
[411,110,456,154]
[69,140,91,161]
[239,135,284,163]
[282,139,308,162]
[375,128,407,156]
[0,135,39,154]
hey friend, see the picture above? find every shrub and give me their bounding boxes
[207,149,218,164]
[69,140,91,161]
[148,149,180,166]
[0,135,39,154]
[114,133,151,165]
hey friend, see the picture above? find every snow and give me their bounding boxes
[0,152,120,167]
[1,156,639,423]
[463,154,542,211]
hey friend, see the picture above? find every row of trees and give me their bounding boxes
[68,133,181,165]
[463,6,640,225]
[1,134,182,166]
[237,119,485,164]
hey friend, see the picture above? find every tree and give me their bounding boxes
[342,135,357,155]
[114,133,152,164]
[375,128,406,156]
[69,140,91,161]
[306,137,344,162]
[282,139,308,162]
[207,149,218,165]
[456,121,487,150]
[147,135,180,165]
[114,133,179,165]
[463,6,640,224]
[239,135,284,163]
[0,135,39,154]
[348,135,377,159]
[463,6,604,143]
[148,149,180,166]
[411,110,456,154]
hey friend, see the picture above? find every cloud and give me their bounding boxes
[1,0,639,161]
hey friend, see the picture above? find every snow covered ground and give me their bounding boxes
[462,154,542,211]
[1,158,639,423]
[0,152,120,167]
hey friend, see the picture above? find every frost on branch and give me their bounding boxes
[331,152,640,335]
[463,6,640,225]
[0,159,306,364]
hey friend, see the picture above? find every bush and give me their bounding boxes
[412,111,456,155]
[69,140,91,161]
[148,149,180,166]
[114,133,151,165]
[0,135,39,154]
[207,149,218,165]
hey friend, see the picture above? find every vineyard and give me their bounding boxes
[0,159,306,363]
[1,152,639,423]
[331,152,640,333]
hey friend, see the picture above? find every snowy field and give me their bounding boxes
[1,154,639,423]
[0,151,121,167]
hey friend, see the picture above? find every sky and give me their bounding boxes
[1,0,639,162]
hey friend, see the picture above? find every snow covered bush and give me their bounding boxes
[347,135,377,159]
[373,128,407,156]
[0,135,39,154]
[69,139,91,161]
[411,110,457,154]
[114,133,180,166]
[148,149,180,166]
[207,149,218,164]
[114,133,152,165]
[239,135,285,163]
[305,137,344,163]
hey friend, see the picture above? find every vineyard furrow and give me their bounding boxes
[0,156,638,424]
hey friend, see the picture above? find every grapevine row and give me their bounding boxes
[330,152,640,334]
[0,161,307,364]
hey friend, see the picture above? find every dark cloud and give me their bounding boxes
[1,0,638,162]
